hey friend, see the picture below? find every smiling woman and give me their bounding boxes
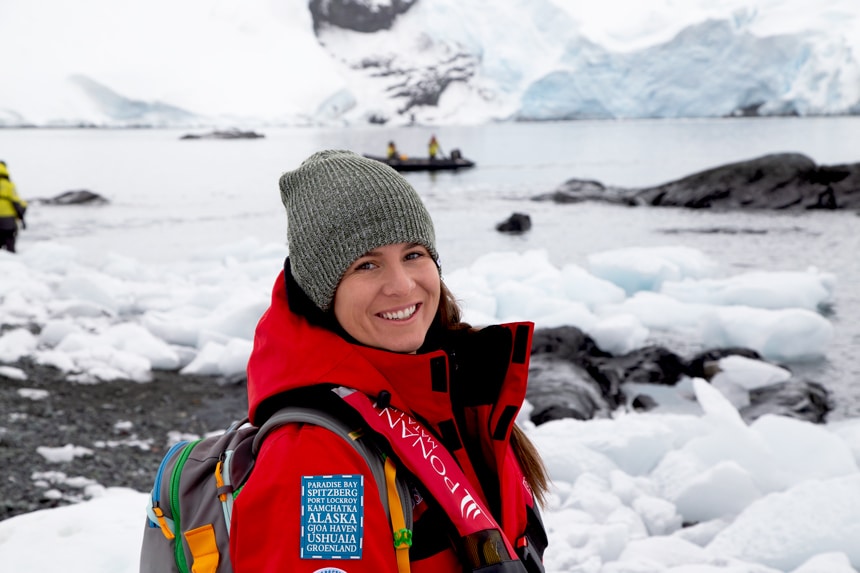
[229,150,550,573]
[334,243,441,354]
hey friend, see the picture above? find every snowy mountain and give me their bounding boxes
[2,0,859,127]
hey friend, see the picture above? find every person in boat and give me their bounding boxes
[387,141,401,160]
[231,150,550,572]
[0,161,27,253]
[428,135,440,160]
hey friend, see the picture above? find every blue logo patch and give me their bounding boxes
[301,475,365,560]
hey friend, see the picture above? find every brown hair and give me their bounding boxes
[312,262,551,506]
[435,281,550,506]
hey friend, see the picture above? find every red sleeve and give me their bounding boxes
[231,423,399,573]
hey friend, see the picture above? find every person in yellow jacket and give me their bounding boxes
[386,141,401,160]
[428,134,440,160]
[0,161,27,253]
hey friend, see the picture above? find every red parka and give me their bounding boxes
[230,268,547,572]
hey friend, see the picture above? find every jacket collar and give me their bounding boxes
[247,267,533,448]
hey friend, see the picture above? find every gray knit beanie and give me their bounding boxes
[280,150,439,311]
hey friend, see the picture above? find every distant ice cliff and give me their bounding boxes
[1,0,858,127]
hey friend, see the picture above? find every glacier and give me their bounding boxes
[0,0,858,127]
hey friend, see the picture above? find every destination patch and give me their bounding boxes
[301,474,364,560]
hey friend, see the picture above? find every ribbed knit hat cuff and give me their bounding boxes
[280,150,438,310]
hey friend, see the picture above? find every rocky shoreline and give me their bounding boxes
[0,324,832,522]
[534,153,860,211]
[0,361,247,521]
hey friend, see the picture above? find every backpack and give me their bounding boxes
[139,405,414,573]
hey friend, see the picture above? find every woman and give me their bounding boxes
[231,150,549,572]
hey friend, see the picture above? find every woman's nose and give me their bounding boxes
[381,262,415,295]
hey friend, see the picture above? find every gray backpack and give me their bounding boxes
[139,406,413,573]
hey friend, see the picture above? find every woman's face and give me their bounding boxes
[333,242,441,353]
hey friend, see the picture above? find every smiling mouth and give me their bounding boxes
[379,304,419,321]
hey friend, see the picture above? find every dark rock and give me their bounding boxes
[496,212,532,234]
[740,380,832,424]
[526,326,832,426]
[532,179,636,205]
[631,394,659,412]
[0,360,247,521]
[527,356,610,424]
[309,0,418,33]
[659,226,770,236]
[727,101,766,117]
[537,153,860,211]
[34,190,109,205]
[575,345,687,412]
[531,325,610,362]
[636,153,818,209]
[309,2,476,117]
[589,345,688,387]
[650,154,860,210]
[382,53,478,113]
[528,326,617,423]
[530,404,587,424]
[180,129,264,140]
[687,347,763,379]
[809,185,838,210]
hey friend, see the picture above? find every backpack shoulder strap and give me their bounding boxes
[254,405,413,533]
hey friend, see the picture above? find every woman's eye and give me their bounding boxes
[355,261,376,271]
[405,251,425,261]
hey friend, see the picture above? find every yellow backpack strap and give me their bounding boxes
[384,456,412,573]
[184,523,219,573]
[258,403,414,572]
[256,405,413,524]
[148,504,175,540]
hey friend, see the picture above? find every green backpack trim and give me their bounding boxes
[168,440,202,573]
[140,406,413,573]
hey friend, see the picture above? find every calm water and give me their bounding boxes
[2,117,859,417]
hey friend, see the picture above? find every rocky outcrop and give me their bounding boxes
[526,326,832,426]
[179,129,264,140]
[0,361,247,521]
[638,153,860,209]
[359,51,478,115]
[310,1,478,121]
[33,190,109,205]
[496,212,532,234]
[309,0,418,33]
[536,153,860,211]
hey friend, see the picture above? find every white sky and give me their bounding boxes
[1,243,856,571]
[0,0,340,120]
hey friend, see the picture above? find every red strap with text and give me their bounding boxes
[334,387,520,561]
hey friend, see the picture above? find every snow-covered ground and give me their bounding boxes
[0,243,836,384]
[1,241,857,572]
